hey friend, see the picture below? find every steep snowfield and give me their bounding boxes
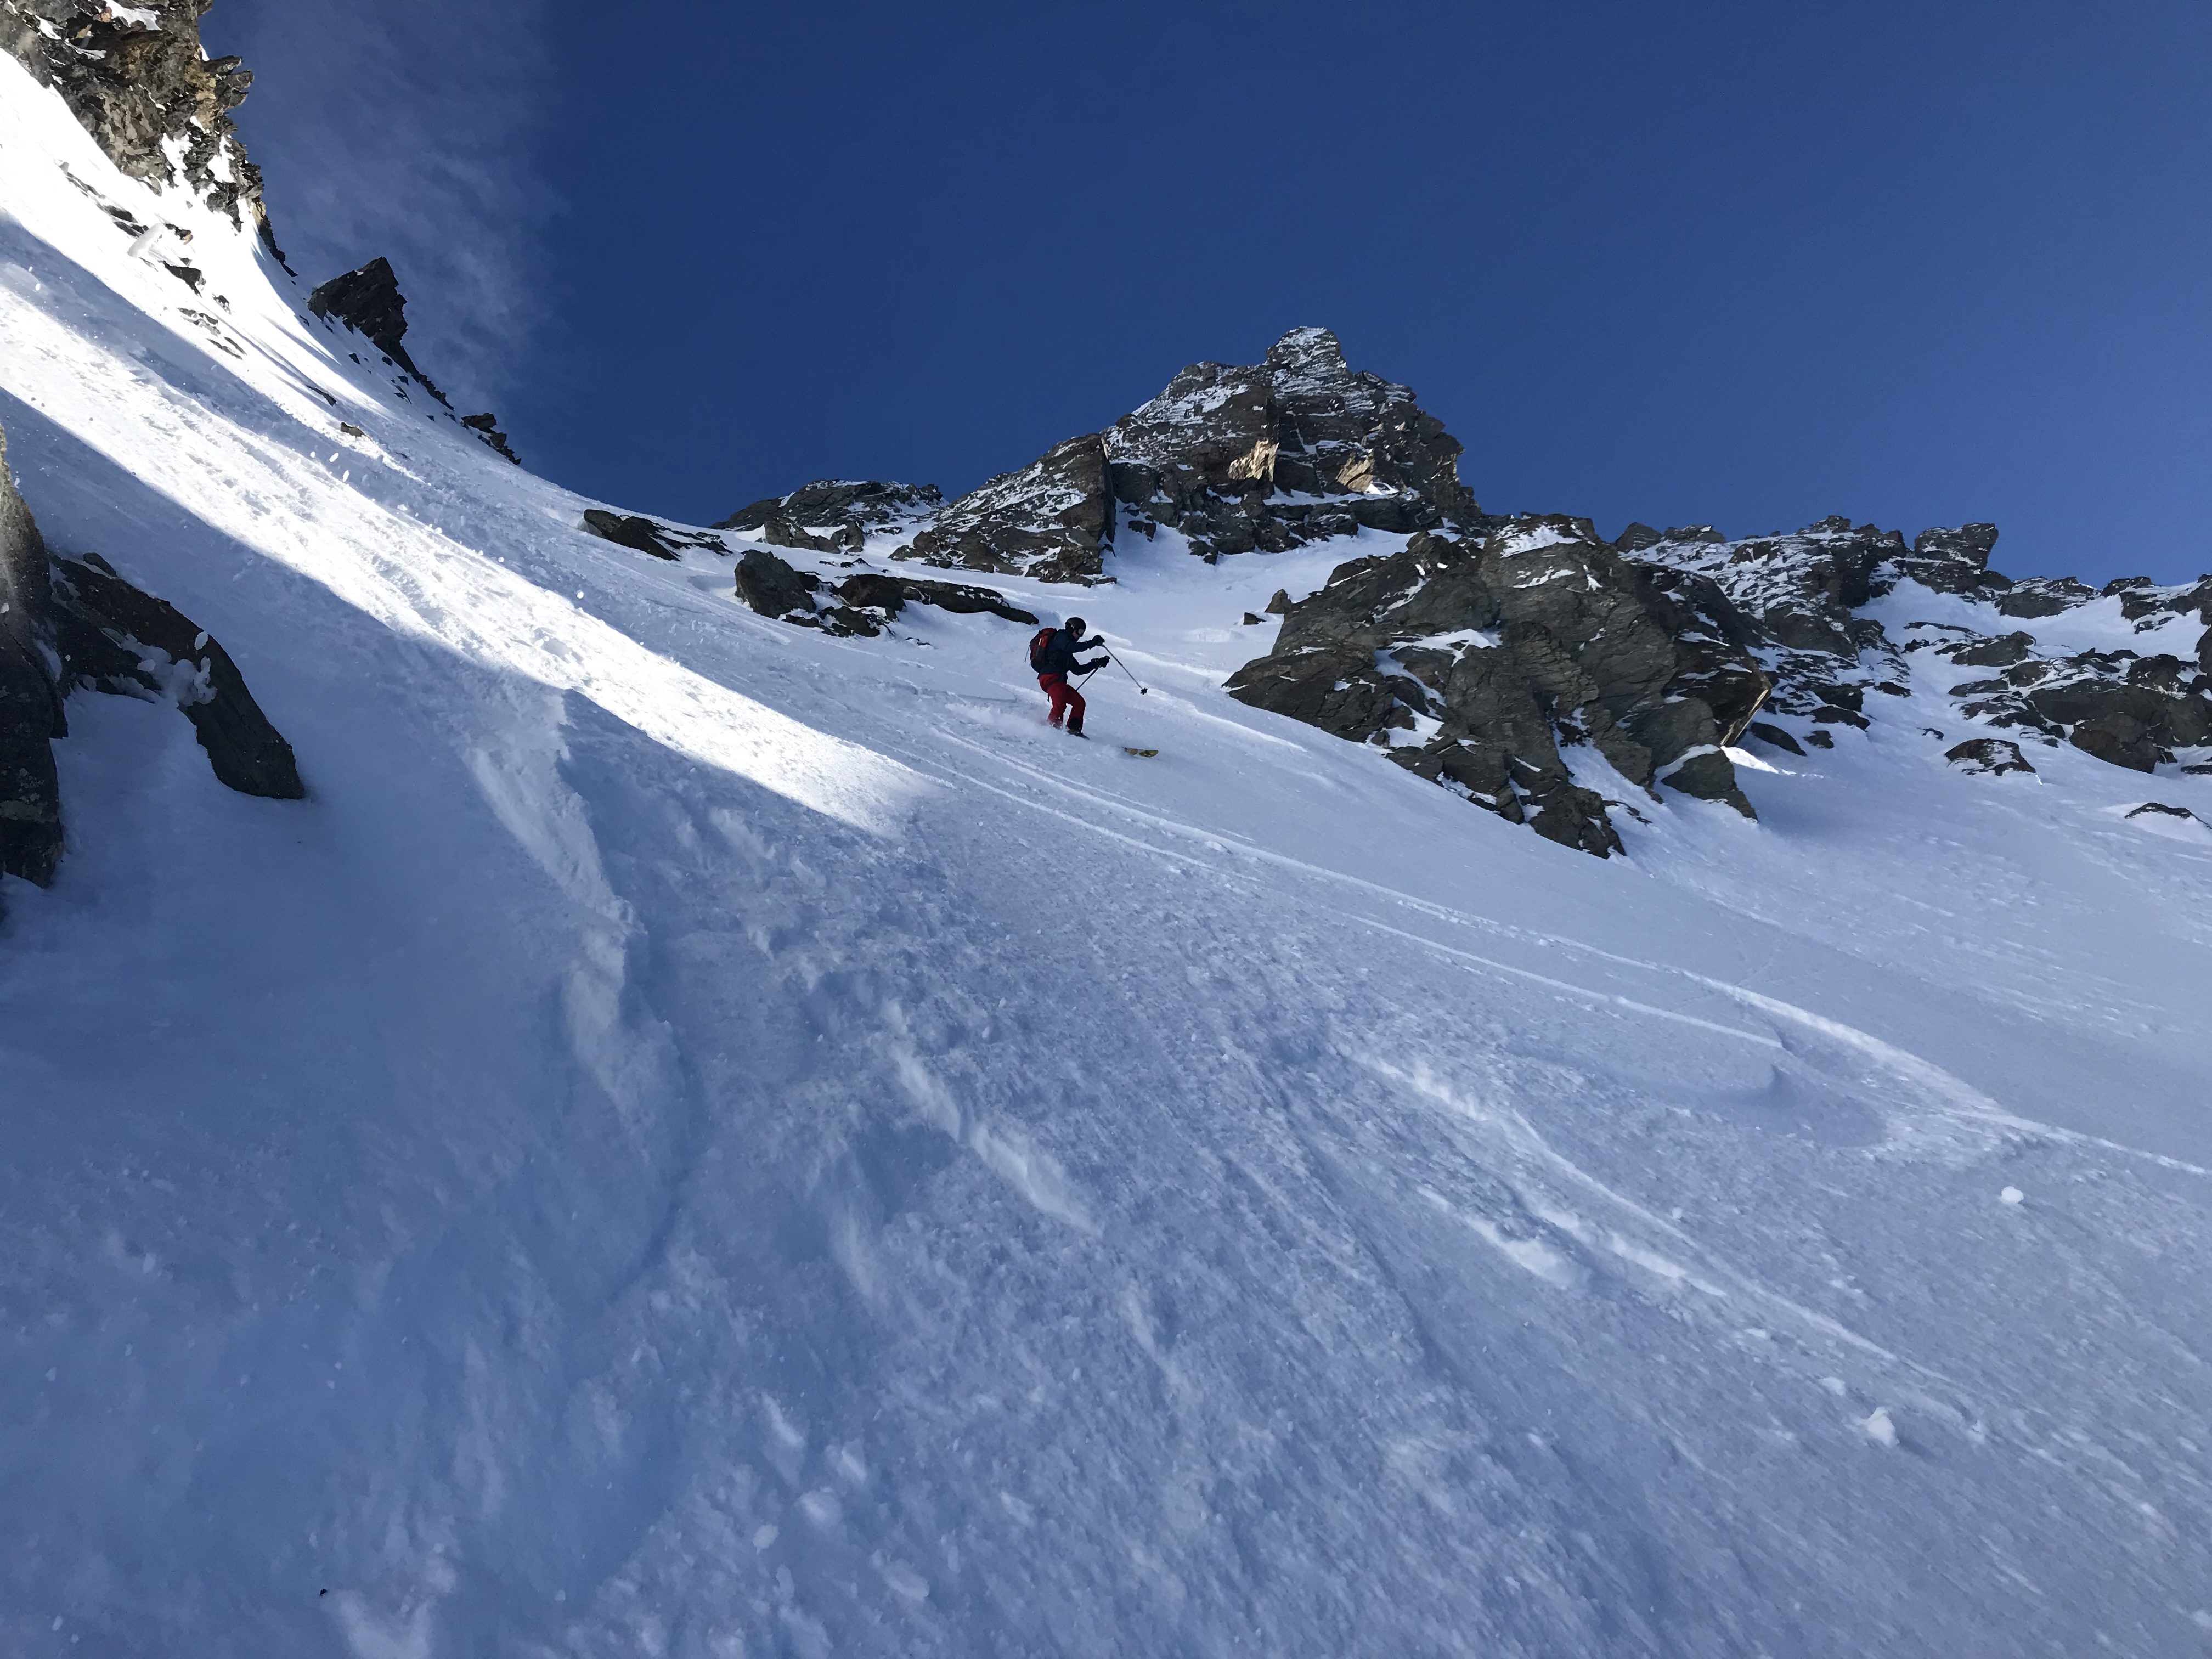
[6,55,2212,1658]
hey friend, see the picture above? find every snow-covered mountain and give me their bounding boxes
[4,14,2212,1657]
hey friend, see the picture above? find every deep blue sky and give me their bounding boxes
[210,1,2210,582]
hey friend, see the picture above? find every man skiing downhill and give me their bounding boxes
[1030,617,1110,736]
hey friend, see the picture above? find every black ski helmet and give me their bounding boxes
[1065,616,1085,633]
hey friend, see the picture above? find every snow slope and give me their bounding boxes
[5,53,2212,1658]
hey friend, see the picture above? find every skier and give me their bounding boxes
[1028,617,1110,736]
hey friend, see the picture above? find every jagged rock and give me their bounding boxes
[1946,631,2035,668]
[1103,327,1476,560]
[1226,521,1768,855]
[1612,522,1664,552]
[581,510,702,561]
[1263,589,1291,614]
[2126,801,2202,823]
[734,547,820,619]
[0,422,64,884]
[833,573,1036,627]
[1242,612,1263,625]
[1747,721,1804,755]
[0,0,280,251]
[1633,518,2212,778]
[898,329,1480,582]
[902,435,1113,584]
[1888,523,2001,596]
[461,414,519,465]
[733,546,1036,637]
[308,258,448,403]
[1946,738,2035,777]
[50,553,304,798]
[717,480,941,556]
[1633,515,1899,664]
[1995,577,2100,619]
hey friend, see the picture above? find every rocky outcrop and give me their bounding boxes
[309,258,449,404]
[902,436,1113,584]
[1632,520,2212,778]
[2,417,303,890]
[0,0,279,252]
[1106,327,1477,558]
[1226,518,1768,856]
[51,553,303,798]
[1946,738,2035,777]
[718,480,941,556]
[579,511,723,561]
[461,414,519,465]
[1627,517,1909,729]
[734,545,1035,638]
[896,329,1480,583]
[582,510,681,560]
[1,424,65,885]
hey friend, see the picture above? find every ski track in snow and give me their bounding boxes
[4,52,2212,1659]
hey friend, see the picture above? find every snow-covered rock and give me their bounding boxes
[1226,517,1766,854]
[0,0,273,246]
[717,478,945,556]
[895,326,1478,582]
[1633,517,2212,776]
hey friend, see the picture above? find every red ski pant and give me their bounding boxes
[1039,673,1086,730]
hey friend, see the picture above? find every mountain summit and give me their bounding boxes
[885,327,1479,583]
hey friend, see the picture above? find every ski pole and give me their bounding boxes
[1103,648,1149,695]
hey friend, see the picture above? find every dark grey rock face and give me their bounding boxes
[734,547,821,620]
[461,414,520,465]
[1889,523,2002,597]
[7,415,306,889]
[1629,517,1908,728]
[0,0,279,251]
[718,480,941,556]
[309,259,449,404]
[734,545,1037,640]
[1946,738,2035,777]
[0,425,64,885]
[902,436,1113,584]
[1225,520,1768,856]
[896,328,1478,583]
[582,510,682,561]
[1634,519,2212,778]
[1104,327,1476,561]
[51,554,303,799]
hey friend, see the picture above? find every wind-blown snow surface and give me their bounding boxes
[5,59,2212,1659]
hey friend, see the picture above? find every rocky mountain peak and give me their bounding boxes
[1262,324,1348,376]
[308,259,416,374]
[305,256,475,416]
[0,0,278,251]
[888,328,1478,583]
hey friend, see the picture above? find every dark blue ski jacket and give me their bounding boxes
[1036,628,1108,678]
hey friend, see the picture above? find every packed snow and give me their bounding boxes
[4,50,2212,1658]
